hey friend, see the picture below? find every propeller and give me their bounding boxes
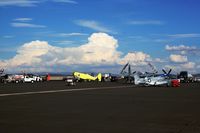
[168,69,172,75]
[128,64,131,76]
[148,62,158,74]
[0,68,4,75]
[120,62,129,74]
[127,64,133,83]
[162,68,172,76]
[162,69,167,74]
[132,71,136,74]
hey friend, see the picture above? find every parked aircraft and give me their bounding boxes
[133,71,171,86]
[73,72,102,82]
[120,62,173,86]
[120,62,135,83]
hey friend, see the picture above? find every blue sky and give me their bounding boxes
[0,0,200,73]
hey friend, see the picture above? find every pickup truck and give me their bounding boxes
[27,74,43,82]
[23,75,35,83]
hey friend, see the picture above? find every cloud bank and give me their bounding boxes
[0,33,118,71]
[166,44,199,73]
[1,33,199,73]
[0,33,152,72]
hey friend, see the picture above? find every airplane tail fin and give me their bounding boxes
[97,73,102,82]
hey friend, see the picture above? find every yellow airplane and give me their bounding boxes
[73,72,102,82]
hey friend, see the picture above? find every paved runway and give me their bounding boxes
[0,81,200,133]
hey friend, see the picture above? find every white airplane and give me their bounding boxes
[133,71,171,86]
[120,62,172,86]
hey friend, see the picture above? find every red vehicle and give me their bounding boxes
[171,79,180,87]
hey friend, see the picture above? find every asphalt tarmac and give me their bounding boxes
[0,81,200,133]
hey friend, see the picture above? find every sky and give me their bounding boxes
[0,0,200,74]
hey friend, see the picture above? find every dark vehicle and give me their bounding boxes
[178,71,194,83]
[1,74,13,83]
[1,74,24,83]
[103,73,119,82]
[64,75,76,86]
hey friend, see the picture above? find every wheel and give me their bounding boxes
[144,83,150,86]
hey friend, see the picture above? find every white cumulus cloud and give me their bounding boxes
[7,40,50,67]
[0,33,122,72]
[181,62,196,69]
[169,54,188,63]
[119,52,150,66]
[1,33,167,73]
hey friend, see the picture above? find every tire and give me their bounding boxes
[144,83,150,87]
